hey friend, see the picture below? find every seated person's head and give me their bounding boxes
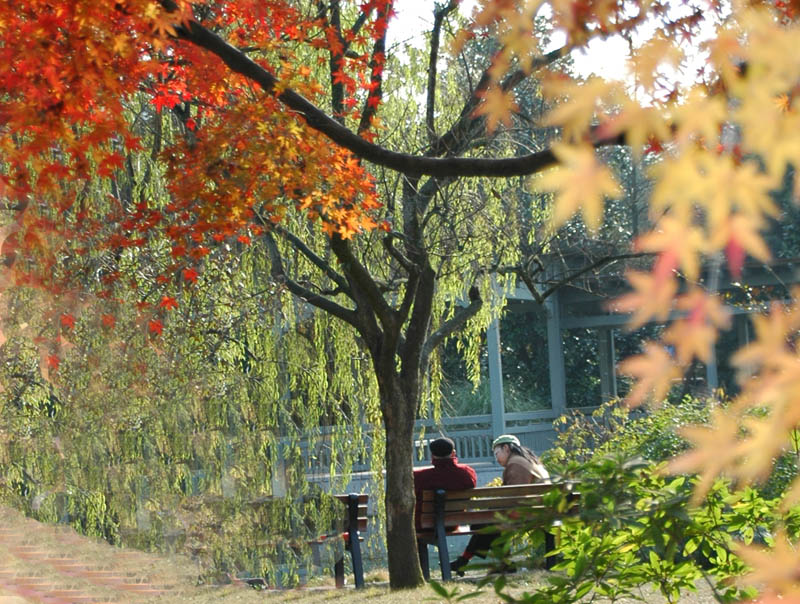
[429,437,455,459]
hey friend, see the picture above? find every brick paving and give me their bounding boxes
[0,507,192,604]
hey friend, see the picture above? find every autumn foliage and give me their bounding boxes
[0,0,384,350]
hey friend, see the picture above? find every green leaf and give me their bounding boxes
[429,580,454,599]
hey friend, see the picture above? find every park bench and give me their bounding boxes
[309,493,369,588]
[417,482,578,581]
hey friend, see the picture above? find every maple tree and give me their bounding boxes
[4,0,800,594]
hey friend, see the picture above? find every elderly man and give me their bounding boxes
[413,437,477,531]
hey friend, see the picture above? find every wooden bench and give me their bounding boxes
[309,493,368,588]
[417,482,578,581]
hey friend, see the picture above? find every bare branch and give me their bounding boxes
[426,0,458,143]
[329,235,398,331]
[264,231,359,327]
[382,233,415,273]
[420,286,482,370]
[273,225,352,296]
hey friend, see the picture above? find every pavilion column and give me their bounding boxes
[546,291,567,415]
[598,328,617,402]
[487,318,506,438]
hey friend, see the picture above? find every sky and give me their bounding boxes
[388,0,633,81]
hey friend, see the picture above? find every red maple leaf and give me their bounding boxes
[183,267,199,284]
[60,313,76,329]
[159,295,179,310]
[148,319,164,335]
[101,314,116,329]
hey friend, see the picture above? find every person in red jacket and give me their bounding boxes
[413,437,477,530]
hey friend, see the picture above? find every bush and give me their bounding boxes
[478,398,800,603]
[485,454,789,603]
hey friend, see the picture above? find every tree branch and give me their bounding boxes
[426,0,458,143]
[329,234,398,331]
[166,9,623,177]
[382,233,415,273]
[512,252,652,303]
[273,225,352,296]
[358,0,393,134]
[264,231,359,327]
[420,286,482,371]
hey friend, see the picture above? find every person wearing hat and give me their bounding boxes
[450,434,549,576]
[413,437,477,531]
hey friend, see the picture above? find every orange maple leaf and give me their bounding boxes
[735,530,800,599]
[60,313,76,330]
[610,270,678,329]
[183,267,199,284]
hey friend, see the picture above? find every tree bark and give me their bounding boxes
[376,363,425,588]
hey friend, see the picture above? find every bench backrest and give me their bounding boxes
[334,493,369,533]
[418,483,577,530]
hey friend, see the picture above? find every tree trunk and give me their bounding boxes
[380,371,425,589]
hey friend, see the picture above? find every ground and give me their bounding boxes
[0,504,721,603]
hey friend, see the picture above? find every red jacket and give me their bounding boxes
[413,456,477,529]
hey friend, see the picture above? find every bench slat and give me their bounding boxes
[334,494,369,504]
[420,509,548,529]
[420,494,548,513]
[421,483,571,501]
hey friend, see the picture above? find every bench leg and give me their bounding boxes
[334,556,345,588]
[347,493,365,589]
[544,530,557,570]
[417,540,430,581]
[434,489,452,581]
[435,526,451,581]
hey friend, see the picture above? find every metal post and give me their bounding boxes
[487,318,506,437]
[598,328,617,402]
[546,292,567,415]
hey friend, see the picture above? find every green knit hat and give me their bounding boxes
[492,434,520,449]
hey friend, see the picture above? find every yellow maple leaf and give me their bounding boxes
[533,142,621,232]
[648,148,711,226]
[663,289,731,367]
[611,270,678,329]
[618,342,681,407]
[473,87,519,133]
[543,76,621,142]
[735,530,800,598]
[707,214,772,265]
[601,99,671,159]
[731,302,794,372]
[666,407,742,501]
[628,33,684,93]
[701,156,777,232]
[635,217,705,281]
[671,87,728,148]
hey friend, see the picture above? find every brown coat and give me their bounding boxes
[502,454,550,485]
